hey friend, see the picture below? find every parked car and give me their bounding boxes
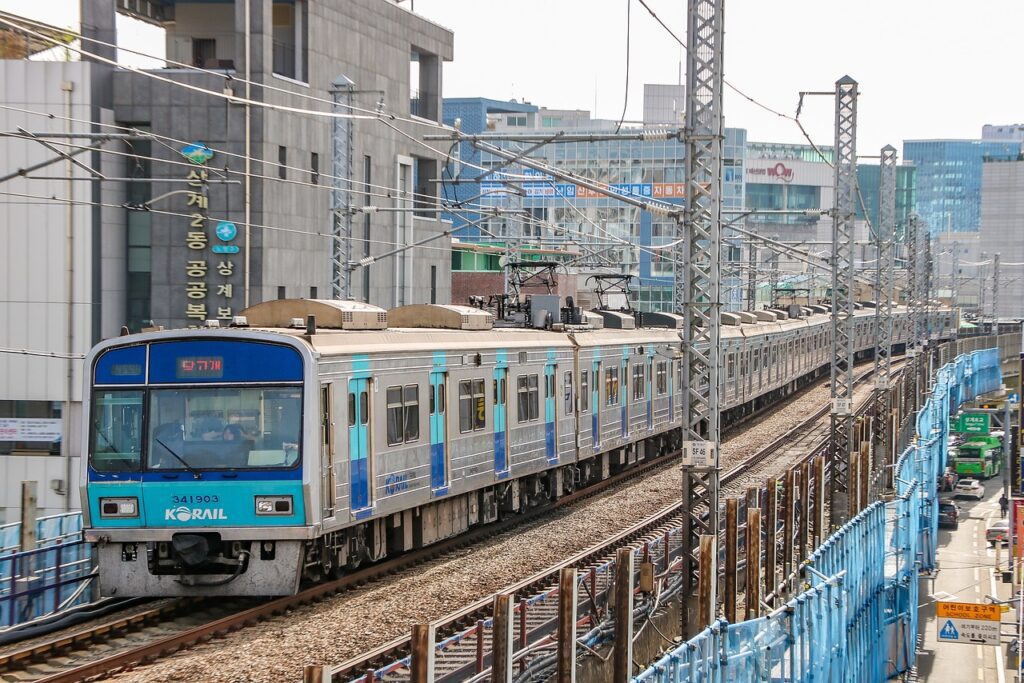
[987,519,1010,546]
[954,478,985,500]
[938,502,960,530]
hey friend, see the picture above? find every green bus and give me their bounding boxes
[953,436,1003,479]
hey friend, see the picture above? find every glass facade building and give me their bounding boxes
[855,164,917,241]
[903,140,1020,234]
[442,95,746,312]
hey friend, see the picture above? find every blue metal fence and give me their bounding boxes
[0,512,94,627]
[635,348,1003,682]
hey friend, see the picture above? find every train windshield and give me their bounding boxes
[91,390,145,472]
[147,387,302,471]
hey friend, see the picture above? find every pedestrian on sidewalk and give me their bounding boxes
[1000,492,1009,518]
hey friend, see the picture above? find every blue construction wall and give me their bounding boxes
[635,347,1003,683]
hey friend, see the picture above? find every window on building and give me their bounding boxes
[386,385,420,445]
[507,114,528,127]
[517,374,540,422]
[409,48,440,121]
[278,286,286,300]
[311,152,319,185]
[310,287,317,299]
[605,368,620,406]
[458,379,486,433]
[542,116,562,128]
[272,0,308,81]
[414,157,437,218]
[0,400,62,456]
[125,134,152,332]
[278,146,287,179]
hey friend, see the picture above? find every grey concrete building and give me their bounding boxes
[978,155,1024,320]
[0,0,454,518]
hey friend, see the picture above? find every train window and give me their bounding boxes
[360,391,369,425]
[656,362,667,395]
[753,349,760,372]
[90,390,144,472]
[563,371,573,415]
[386,385,420,446]
[632,365,645,401]
[458,379,486,433]
[348,393,356,427]
[727,353,735,381]
[545,373,556,399]
[580,370,589,413]
[517,374,540,422]
[605,368,620,406]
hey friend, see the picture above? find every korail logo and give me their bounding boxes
[165,506,228,522]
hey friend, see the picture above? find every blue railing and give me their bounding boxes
[635,347,1003,682]
[0,512,94,627]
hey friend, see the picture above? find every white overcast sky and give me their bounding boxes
[6,0,1023,156]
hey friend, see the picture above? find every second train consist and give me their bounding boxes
[82,299,955,596]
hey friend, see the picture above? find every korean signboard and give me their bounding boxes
[935,601,1001,645]
[956,413,991,434]
[180,143,239,324]
[0,419,62,442]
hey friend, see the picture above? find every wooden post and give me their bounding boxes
[475,620,485,674]
[613,548,635,683]
[783,469,795,582]
[556,567,577,683]
[725,498,738,624]
[302,665,325,683]
[492,593,513,683]
[799,461,810,560]
[698,534,717,630]
[764,478,777,600]
[20,481,37,552]
[745,507,761,621]
[848,449,860,520]
[410,623,434,683]
[814,455,825,547]
[860,441,870,507]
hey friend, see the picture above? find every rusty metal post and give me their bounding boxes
[698,534,717,629]
[613,547,635,683]
[745,507,761,620]
[847,449,860,520]
[859,442,870,507]
[475,620,485,674]
[302,665,326,683]
[764,479,777,599]
[518,602,528,673]
[745,486,759,513]
[556,567,577,683]
[725,498,738,623]
[814,455,825,547]
[588,566,599,619]
[492,593,513,683]
[799,461,810,560]
[782,470,795,583]
[410,623,434,683]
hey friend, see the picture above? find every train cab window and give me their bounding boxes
[90,390,144,472]
[580,370,590,413]
[656,361,667,395]
[605,368,620,406]
[563,371,574,415]
[517,374,540,422]
[632,364,645,401]
[459,379,486,433]
[386,385,420,446]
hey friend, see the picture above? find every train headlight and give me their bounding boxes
[99,497,138,518]
[254,496,293,515]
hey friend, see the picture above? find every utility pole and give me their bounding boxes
[873,145,896,493]
[992,253,1000,324]
[979,252,988,324]
[330,75,355,300]
[746,242,757,311]
[677,0,724,637]
[828,76,858,526]
[951,239,959,334]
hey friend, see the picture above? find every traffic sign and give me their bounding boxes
[957,413,991,434]
[936,601,1001,645]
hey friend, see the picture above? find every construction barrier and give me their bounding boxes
[635,347,1003,683]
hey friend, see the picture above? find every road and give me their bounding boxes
[916,481,1016,682]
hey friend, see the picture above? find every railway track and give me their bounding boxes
[319,360,903,683]
[1,360,890,683]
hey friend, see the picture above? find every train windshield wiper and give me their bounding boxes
[153,436,203,480]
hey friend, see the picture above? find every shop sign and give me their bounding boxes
[747,162,794,183]
[0,418,62,442]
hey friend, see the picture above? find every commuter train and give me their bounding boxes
[81,299,955,596]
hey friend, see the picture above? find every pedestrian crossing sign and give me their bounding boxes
[940,620,959,640]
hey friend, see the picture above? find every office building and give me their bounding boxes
[978,154,1024,320]
[982,124,1024,142]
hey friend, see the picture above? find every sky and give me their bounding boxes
[5,0,1023,156]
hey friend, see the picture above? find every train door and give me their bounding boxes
[592,359,602,449]
[347,378,372,515]
[544,362,557,463]
[492,366,509,479]
[429,371,449,491]
[320,384,336,521]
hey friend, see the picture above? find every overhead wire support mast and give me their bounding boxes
[828,76,858,527]
[678,0,724,636]
[330,75,355,300]
[873,145,897,492]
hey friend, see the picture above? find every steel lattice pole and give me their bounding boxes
[746,242,757,311]
[992,253,1000,323]
[828,76,857,527]
[873,145,896,492]
[951,239,959,337]
[678,0,724,636]
[330,76,355,300]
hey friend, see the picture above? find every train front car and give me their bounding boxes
[82,331,317,596]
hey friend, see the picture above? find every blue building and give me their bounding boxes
[855,164,917,240]
[903,140,1020,234]
[441,94,745,312]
